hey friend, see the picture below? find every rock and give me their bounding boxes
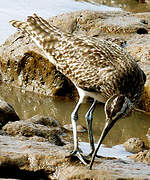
[125,35,150,63]
[29,115,60,127]
[2,115,65,146]
[0,98,19,128]
[140,0,150,3]
[130,149,150,164]
[138,79,150,112]
[138,0,147,3]
[0,135,71,175]
[125,35,150,111]
[0,166,49,180]
[0,37,76,97]
[123,137,145,153]
[1,114,150,179]
[146,128,150,146]
[1,135,150,179]
[63,124,87,133]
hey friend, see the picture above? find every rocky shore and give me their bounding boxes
[1,9,150,179]
[0,99,150,179]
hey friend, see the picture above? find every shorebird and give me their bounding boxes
[10,14,146,169]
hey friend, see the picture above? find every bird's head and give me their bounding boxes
[102,94,134,139]
[102,94,134,143]
[104,94,133,125]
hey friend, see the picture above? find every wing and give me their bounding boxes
[10,14,143,101]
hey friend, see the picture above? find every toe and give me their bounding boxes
[66,150,90,165]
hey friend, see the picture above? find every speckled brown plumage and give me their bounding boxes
[10,14,145,105]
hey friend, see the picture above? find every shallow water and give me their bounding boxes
[0,83,150,147]
[79,142,133,160]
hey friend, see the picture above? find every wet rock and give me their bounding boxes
[57,158,150,179]
[0,166,49,180]
[139,80,150,112]
[1,135,150,179]
[139,0,150,3]
[146,128,150,146]
[104,37,127,48]
[2,115,65,146]
[0,98,19,129]
[73,11,147,35]
[125,35,150,111]
[0,35,76,98]
[130,149,150,164]
[0,135,70,175]
[137,0,147,3]
[136,27,148,34]
[125,35,150,63]
[63,124,87,133]
[29,135,47,142]
[29,115,60,127]
[145,0,150,4]
[123,138,145,153]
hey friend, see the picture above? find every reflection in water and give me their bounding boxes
[0,83,150,147]
[76,0,150,12]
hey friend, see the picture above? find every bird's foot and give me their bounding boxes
[66,150,90,165]
[86,151,102,159]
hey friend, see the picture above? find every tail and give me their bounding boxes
[9,14,62,65]
[9,13,55,42]
[9,20,30,34]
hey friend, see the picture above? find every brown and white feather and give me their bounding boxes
[9,14,146,104]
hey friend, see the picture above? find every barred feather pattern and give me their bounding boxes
[10,14,146,104]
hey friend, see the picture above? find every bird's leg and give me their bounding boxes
[71,100,81,154]
[85,100,101,158]
[68,99,89,165]
[85,100,96,156]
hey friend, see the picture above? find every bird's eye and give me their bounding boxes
[105,95,130,121]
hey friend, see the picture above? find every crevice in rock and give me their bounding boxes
[136,28,148,34]
[0,166,50,180]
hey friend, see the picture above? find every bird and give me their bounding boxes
[9,13,146,169]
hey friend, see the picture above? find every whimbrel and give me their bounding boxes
[10,14,146,169]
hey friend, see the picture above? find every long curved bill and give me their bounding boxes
[89,119,117,170]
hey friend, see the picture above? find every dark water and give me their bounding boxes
[77,0,150,13]
[0,83,150,147]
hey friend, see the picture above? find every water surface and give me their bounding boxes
[0,83,150,147]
